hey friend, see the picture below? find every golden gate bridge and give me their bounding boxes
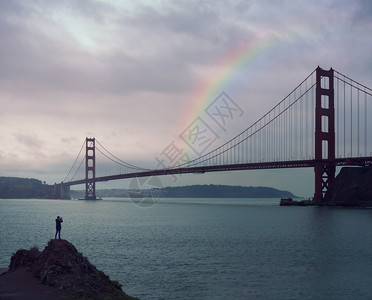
[58,67,372,202]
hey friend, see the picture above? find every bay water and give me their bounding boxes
[0,198,371,300]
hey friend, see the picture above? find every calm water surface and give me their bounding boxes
[0,198,371,300]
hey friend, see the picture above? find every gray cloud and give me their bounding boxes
[14,132,44,149]
[353,0,372,22]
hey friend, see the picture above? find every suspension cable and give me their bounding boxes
[334,73,372,97]
[70,155,86,182]
[63,139,85,182]
[173,79,317,169]
[334,71,372,91]
[95,145,142,171]
[95,139,150,171]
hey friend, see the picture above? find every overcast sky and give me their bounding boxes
[1,0,371,197]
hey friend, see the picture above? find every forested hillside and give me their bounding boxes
[0,177,53,198]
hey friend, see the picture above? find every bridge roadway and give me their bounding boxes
[64,156,372,186]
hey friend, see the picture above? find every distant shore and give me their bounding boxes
[72,184,298,199]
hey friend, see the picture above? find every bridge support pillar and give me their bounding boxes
[60,183,70,199]
[314,67,335,202]
[54,183,70,199]
[85,137,97,200]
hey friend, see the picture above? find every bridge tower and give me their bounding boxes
[85,137,97,200]
[314,67,335,202]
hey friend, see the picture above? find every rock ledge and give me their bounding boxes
[6,239,139,300]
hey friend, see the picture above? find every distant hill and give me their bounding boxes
[0,176,297,199]
[0,177,54,199]
[72,185,297,199]
[159,185,297,198]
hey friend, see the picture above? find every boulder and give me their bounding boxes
[9,246,41,271]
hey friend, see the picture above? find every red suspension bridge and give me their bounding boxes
[58,67,372,201]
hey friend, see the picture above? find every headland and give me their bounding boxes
[0,239,139,300]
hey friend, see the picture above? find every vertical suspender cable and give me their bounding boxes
[344,76,346,157]
[305,79,308,159]
[350,80,353,157]
[260,119,263,161]
[256,123,259,162]
[270,115,272,162]
[272,110,275,161]
[294,93,296,159]
[365,88,367,157]
[238,136,244,163]
[357,86,360,156]
[290,95,292,160]
[284,100,287,160]
[250,127,252,162]
[254,125,256,162]
[285,99,288,160]
[265,116,267,162]
[259,120,261,162]
[291,93,293,159]
[279,103,281,160]
[239,134,241,163]
[246,128,248,163]
[295,90,298,159]
[280,106,282,161]
[268,116,270,161]
[300,84,303,159]
[312,76,315,158]
[336,77,339,157]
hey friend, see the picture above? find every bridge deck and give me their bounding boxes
[65,156,372,186]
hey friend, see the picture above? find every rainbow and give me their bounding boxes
[179,28,309,133]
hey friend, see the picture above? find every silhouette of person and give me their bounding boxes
[55,216,63,239]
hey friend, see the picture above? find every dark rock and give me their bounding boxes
[323,166,372,207]
[280,198,293,206]
[7,239,139,300]
[9,247,41,271]
[280,198,315,206]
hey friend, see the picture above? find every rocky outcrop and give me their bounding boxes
[9,246,41,270]
[280,198,315,206]
[323,166,372,207]
[7,239,139,300]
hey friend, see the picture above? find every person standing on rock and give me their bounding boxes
[55,216,63,239]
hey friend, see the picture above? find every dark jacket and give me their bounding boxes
[56,218,63,230]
